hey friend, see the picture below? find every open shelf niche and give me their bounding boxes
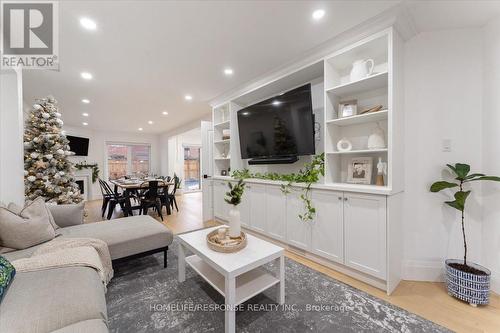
[323,32,393,190]
[213,103,231,176]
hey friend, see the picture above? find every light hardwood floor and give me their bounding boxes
[85,192,500,333]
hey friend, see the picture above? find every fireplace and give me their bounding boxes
[76,180,84,195]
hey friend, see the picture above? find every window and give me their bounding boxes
[106,143,151,180]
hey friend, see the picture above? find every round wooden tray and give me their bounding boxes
[206,228,247,253]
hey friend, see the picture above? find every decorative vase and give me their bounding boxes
[228,207,241,238]
[368,123,386,149]
[445,259,491,306]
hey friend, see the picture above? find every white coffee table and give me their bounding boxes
[177,226,285,333]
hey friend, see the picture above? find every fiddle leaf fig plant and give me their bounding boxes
[224,179,246,206]
[430,163,500,267]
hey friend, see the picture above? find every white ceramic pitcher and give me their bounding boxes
[349,59,375,82]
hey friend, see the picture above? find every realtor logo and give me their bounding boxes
[1,1,59,69]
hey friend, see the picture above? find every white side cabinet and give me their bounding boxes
[285,187,311,250]
[266,185,286,241]
[343,193,387,280]
[238,187,250,228]
[247,184,267,233]
[213,180,229,221]
[310,190,344,264]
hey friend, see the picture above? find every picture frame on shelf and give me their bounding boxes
[338,99,357,118]
[347,157,373,184]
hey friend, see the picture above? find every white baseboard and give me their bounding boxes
[402,259,444,282]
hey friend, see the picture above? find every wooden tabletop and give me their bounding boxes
[110,179,175,189]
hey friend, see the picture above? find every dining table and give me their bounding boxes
[110,179,175,215]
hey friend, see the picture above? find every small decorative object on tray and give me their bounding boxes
[207,227,247,253]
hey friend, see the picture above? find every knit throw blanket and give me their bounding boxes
[12,238,114,290]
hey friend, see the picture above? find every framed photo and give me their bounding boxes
[338,100,357,118]
[347,157,373,184]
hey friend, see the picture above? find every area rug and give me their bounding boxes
[106,239,451,333]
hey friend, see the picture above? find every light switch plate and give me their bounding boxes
[442,139,452,152]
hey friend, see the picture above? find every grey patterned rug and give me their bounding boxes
[106,239,450,333]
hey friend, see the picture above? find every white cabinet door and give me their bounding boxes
[344,193,387,279]
[286,187,311,250]
[248,184,267,233]
[311,190,344,263]
[238,187,250,228]
[266,185,286,241]
[213,180,228,221]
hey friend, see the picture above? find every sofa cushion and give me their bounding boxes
[1,244,43,262]
[0,256,15,303]
[10,201,59,230]
[58,215,173,259]
[0,198,55,249]
[50,319,108,333]
[0,267,107,333]
[47,202,85,228]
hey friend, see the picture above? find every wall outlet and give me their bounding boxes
[442,139,452,152]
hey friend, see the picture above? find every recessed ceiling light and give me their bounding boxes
[184,95,193,101]
[223,68,234,76]
[148,120,153,125]
[138,127,143,131]
[81,98,90,104]
[81,72,93,80]
[82,112,89,117]
[80,17,97,31]
[162,111,168,115]
[82,122,88,126]
[272,100,281,106]
[312,9,325,21]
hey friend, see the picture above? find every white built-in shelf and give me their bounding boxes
[214,157,230,161]
[214,139,230,144]
[327,110,388,126]
[325,71,388,96]
[185,255,280,305]
[214,120,230,128]
[326,148,388,155]
[322,182,392,195]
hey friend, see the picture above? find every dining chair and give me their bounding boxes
[167,177,179,212]
[139,180,164,221]
[100,179,132,220]
[98,179,113,217]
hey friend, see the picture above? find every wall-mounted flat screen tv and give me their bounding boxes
[237,84,315,161]
[67,135,89,156]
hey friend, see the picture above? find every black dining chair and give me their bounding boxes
[99,179,132,220]
[167,177,179,213]
[139,180,164,221]
[98,179,113,218]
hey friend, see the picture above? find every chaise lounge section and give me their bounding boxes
[0,209,173,333]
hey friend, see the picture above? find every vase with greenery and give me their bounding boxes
[430,163,500,305]
[224,179,245,238]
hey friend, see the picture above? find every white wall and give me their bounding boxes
[482,17,500,293]
[63,125,161,200]
[0,69,25,206]
[403,28,484,280]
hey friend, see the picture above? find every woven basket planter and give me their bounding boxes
[445,259,491,306]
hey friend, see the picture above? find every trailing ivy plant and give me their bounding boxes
[232,153,324,222]
[74,162,99,183]
[430,163,500,270]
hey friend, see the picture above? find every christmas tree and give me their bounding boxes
[24,96,83,204]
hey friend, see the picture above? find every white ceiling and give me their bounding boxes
[22,1,500,134]
[22,0,399,134]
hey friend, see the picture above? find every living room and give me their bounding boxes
[1,1,500,332]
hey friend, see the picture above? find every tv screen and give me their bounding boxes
[67,135,89,156]
[237,84,315,160]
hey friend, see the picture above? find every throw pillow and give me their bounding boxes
[47,202,85,228]
[16,200,59,230]
[0,256,15,303]
[0,198,56,249]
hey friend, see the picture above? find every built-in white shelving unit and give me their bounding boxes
[210,27,404,294]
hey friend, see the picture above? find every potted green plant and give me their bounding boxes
[430,163,500,306]
[224,179,245,238]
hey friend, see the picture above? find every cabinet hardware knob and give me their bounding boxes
[344,197,348,201]
[338,197,342,200]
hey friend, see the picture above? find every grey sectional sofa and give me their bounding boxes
[0,214,173,333]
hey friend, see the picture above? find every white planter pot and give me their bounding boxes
[228,207,241,238]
